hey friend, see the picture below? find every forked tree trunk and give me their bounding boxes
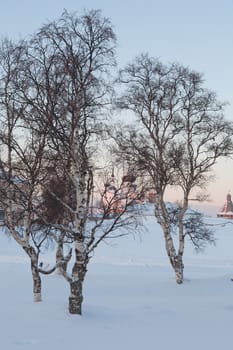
[155,195,185,284]
[164,229,184,284]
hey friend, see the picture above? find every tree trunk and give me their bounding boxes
[175,197,187,284]
[55,240,63,275]
[55,239,70,275]
[173,255,184,284]
[163,230,184,284]
[69,127,91,314]
[69,279,84,315]
[23,246,42,302]
[154,195,185,284]
[68,239,88,315]
[68,260,87,315]
[32,264,42,302]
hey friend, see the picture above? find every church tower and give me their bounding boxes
[217,193,233,219]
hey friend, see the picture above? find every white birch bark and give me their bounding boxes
[155,193,184,284]
[68,127,89,314]
[55,233,72,275]
[4,207,43,300]
[23,246,42,302]
[68,238,88,314]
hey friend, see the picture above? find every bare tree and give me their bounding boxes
[29,9,118,315]
[0,38,62,302]
[113,54,233,283]
[0,10,141,315]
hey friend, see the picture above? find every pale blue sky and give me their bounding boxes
[0,0,233,206]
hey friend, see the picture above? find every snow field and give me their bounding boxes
[1,214,233,350]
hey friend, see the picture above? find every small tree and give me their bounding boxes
[113,54,233,283]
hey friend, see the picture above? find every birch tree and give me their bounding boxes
[29,9,115,315]
[0,39,57,302]
[13,10,139,315]
[113,54,233,284]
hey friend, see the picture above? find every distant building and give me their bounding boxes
[102,169,140,215]
[148,190,156,203]
[217,193,233,219]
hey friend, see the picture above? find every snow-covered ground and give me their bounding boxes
[1,211,233,350]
